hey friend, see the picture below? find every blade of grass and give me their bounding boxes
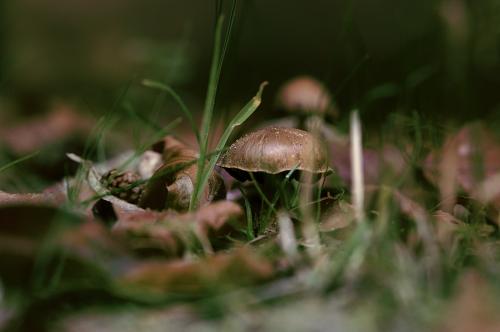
[141,79,198,143]
[192,2,241,210]
[0,150,39,173]
[217,0,238,81]
[116,117,183,172]
[190,81,267,210]
[195,15,225,197]
[321,221,371,292]
[242,192,255,240]
[67,81,134,200]
[81,82,132,160]
[254,164,299,233]
[249,172,276,213]
[122,100,163,132]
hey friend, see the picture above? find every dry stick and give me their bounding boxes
[277,210,299,263]
[438,135,459,213]
[350,110,365,222]
[330,110,370,284]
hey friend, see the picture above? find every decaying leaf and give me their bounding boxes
[67,153,146,219]
[69,136,226,213]
[0,105,93,155]
[0,204,122,291]
[326,130,406,186]
[111,212,184,257]
[0,184,67,207]
[137,150,163,179]
[424,122,500,213]
[58,220,131,267]
[319,200,355,233]
[191,200,243,235]
[139,136,226,211]
[117,248,274,294]
[437,271,500,332]
[111,201,243,257]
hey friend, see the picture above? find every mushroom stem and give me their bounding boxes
[237,172,296,235]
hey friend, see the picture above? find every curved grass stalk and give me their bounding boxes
[190,82,267,210]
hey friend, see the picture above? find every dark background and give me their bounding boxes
[1,0,500,128]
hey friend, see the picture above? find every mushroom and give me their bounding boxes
[218,127,332,184]
[218,127,332,235]
[276,76,337,132]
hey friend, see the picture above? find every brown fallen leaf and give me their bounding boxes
[0,185,66,207]
[423,122,500,213]
[436,270,500,332]
[1,103,93,155]
[189,200,244,235]
[111,201,243,257]
[0,203,117,292]
[58,220,131,266]
[139,136,226,211]
[117,247,274,294]
[111,213,184,258]
[319,200,355,233]
[319,124,407,186]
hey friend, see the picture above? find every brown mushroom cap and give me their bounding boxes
[276,76,333,115]
[217,127,332,179]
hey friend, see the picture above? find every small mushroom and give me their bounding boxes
[276,76,337,132]
[217,127,332,183]
[219,127,332,235]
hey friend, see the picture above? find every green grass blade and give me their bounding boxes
[199,15,224,149]
[243,193,255,240]
[116,117,183,172]
[0,150,40,173]
[217,0,238,80]
[122,100,163,132]
[193,16,225,210]
[189,81,267,210]
[141,79,198,143]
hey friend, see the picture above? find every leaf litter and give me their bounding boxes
[2,101,500,331]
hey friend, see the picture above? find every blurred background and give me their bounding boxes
[1,0,500,189]
[2,0,500,119]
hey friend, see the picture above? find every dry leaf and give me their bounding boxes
[0,104,92,155]
[328,134,406,185]
[59,220,131,266]
[436,271,500,332]
[0,200,148,304]
[111,201,243,257]
[139,136,226,211]
[117,248,274,294]
[424,123,500,212]
[67,153,147,220]
[111,213,184,258]
[189,200,243,235]
[319,200,355,233]
[0,185,66,207]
